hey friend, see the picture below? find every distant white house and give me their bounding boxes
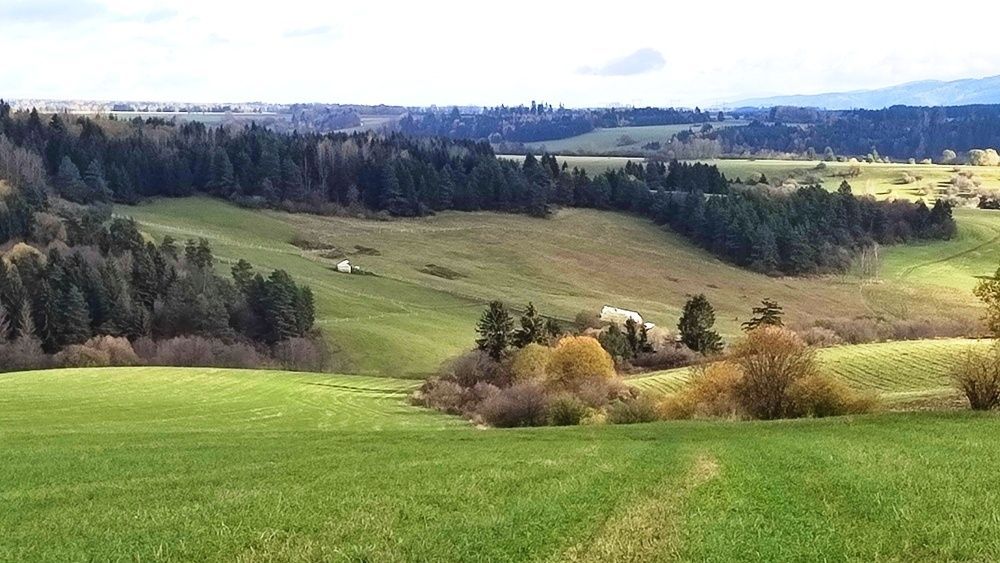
[600,305,655,330]
[336,259,353,273]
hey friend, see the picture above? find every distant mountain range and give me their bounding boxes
[730,75,1000,110]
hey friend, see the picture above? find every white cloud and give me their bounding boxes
[2,0,1000,107]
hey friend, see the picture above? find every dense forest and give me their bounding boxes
[0,101,954,282]
[720,105,1000,159]
[398,103,714,143]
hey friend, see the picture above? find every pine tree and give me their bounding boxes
[475,301,513,360]
[599,324,630,359]
[55,156,86,202]
[56,286,92,347]
[294,286,315,336]
[231,259,255,294]
[83,160,111,201]
[512,302,547,347]
[742,299,784,332]
[209,147,236,194]
[678,294,723,355]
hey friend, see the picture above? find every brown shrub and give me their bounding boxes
[509,343,552,382]
[444,350,509,387]
[412,378,467,415]
[796,326,843,348]
[787,374,878,417]
[55,345,111,368]
[82,335,139,366]
[805,317,975,345]
[607,395,660,424]
[573,376,636,408]
[951,345,1000,410]
[0,337,48,372]
[546,336,615,387]
[132,336,158,362]
[273,337,329,372]
[631,345,698,370]
[150,336,268,369]
[476,382,550,427]
[732,327,817,420]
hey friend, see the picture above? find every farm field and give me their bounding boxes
[516,155,1000,202]
[630,338,990,404]
[520,121,746,155]
[121,197,999,377]
[2,366,999,561]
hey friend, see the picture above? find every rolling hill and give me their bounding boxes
[2,366,999,561]
[121,197,997,377]
[731,75,1000,109]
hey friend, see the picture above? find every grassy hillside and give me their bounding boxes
[121,197,997,377]
[2,367,999,561]
[630,338,989,403]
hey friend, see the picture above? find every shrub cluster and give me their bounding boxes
[0,333,331,373]
[413,337,646,428]
[795,317,977,347]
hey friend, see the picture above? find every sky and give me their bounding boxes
[3,0,1000,108]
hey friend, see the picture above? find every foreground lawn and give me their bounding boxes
[2,367,999,561]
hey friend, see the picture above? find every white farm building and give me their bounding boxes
[335,259,353,273]
[600,305,655,330]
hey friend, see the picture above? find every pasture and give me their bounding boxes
[520,121,745,155]
[2,366,999,561]
[121,197,998,377]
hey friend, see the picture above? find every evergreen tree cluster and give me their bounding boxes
[649,184,956,275]
[0,214,315,353]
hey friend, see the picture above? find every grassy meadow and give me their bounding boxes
[520,121,746,155]
[2,366,999,561]
[121,197,999,377]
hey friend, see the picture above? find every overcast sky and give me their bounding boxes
[3,0,1000,107]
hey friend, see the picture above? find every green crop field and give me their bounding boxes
[630,338,990,403]
[520,121,746,155]
[502,155,1000,202]
[121,197,1000,378]
[2,366,999,561]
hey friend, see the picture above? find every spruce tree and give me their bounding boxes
[742,299,784,332]
[513,302,546,347]
[678,294,723,355]
[475,301,513,360]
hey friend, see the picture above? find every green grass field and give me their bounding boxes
[121,197,999,378]
[2,367,999,561]
[520,121,746,156]
[630,338,989,403]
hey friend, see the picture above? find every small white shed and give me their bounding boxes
[336,259,353,273]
